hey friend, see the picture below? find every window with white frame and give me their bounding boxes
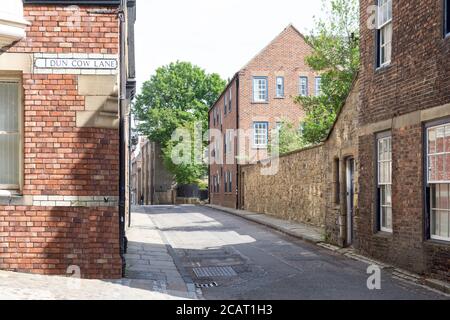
[427,122,450,241]
[253,122,268,148]
[377,0,392,67]
[253,77,268,102]
[224,170,228,192]
[315,77,322,96]
[226,131,232,154]
[0,80,21,191]
[299,76,308,96]
[217,172,220,193]
[223,134,227,156]
[276,122,283,132]
[445,0,450,36]
[377,134,392,232]
[228,171,232,193]
[224,95,227,115]
[276,77,284,98]
[229,87,232,112]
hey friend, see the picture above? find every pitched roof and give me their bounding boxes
[209,24,309,112]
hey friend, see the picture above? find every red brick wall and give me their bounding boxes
[0,4,121,279]
[21,73,119,197]
[359,0,450,125]
[210,77,238,208]
[0,206,121,279]
[11,5,119,54]
[357,0,450,282]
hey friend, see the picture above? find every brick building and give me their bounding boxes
[0,0,136,279]
[356,0,450,281]
[130,136,175,206]
[209,25,319,209]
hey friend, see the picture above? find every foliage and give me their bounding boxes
[134,61,226,184]
[296,0,360,145]
[270,122,304,155]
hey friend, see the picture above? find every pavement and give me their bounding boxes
[0,204,448,300]
[0,270,191,300]
[206,204,324,243]
[131,205,448,300]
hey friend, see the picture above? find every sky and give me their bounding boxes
[134,0,324,94]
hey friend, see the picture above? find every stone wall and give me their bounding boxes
[241,79,360,244]
[241,144,326,228]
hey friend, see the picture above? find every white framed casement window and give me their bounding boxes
[0,79,22,192]
[426,121,450,241]
[377,0,392,67]
[299,76,308,96]
[226,131,232,154]
[224,170,228,192]
[276,77,284,98]
[377,133,392,233]
[253,122,268,149]
[224,95,227,115]
[228,171,232,193]
[315,77,322,96]
[253,77,268,102]
[228,87,232,112]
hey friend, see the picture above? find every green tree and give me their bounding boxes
[296,0,359,145]
[134,61,226,184]
[269,122,304,155]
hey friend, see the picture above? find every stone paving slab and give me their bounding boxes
[124,208,200,300]
[0,271,190,300]
[205,204,324,244]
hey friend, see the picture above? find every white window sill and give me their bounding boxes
[376,62,391,71]
[0,190,21,197]
[430,235,450,242]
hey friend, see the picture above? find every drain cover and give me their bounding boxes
[195,282,219,288]
[193,266,237,278]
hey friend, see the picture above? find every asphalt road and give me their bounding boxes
[140,205,447,300]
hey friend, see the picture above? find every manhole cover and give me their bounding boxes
[193,266,237,278]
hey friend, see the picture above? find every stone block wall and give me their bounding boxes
[241,79,360,244]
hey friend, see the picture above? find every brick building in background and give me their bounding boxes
[356,0,450,282]
[130,136,175,206]
[209,25,319,209]
[0,0,136,279]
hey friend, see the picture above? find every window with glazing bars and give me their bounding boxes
[253,77,268,102]
[377,134,392,232]
[253,122,268,148]
[0,80,21,191]
[427,122,450,241]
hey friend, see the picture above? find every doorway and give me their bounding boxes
[346,158,355,246]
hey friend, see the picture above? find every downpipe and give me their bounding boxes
[118,0,127,278]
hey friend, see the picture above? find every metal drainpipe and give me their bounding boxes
[128,107,132,228]
[235,77,240,210]
[118,0,127,277]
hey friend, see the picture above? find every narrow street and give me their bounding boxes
[127,205,447,300]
